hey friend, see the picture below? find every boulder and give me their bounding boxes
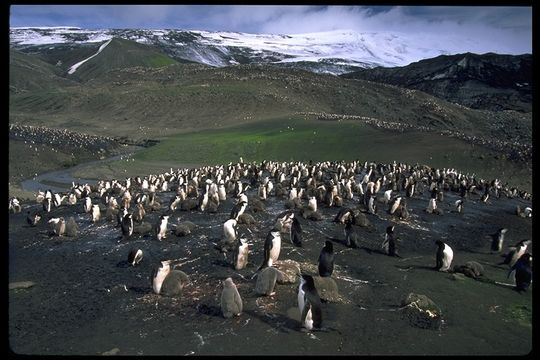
[133,221,152,235]
[255,267,284,296]
[400,293,442,330]
[65,217,79,237]
[453,261,484,279]
[274,260,301,284]
[312,276,340,302]
[238,213,257,225]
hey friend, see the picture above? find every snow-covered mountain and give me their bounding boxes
[10,27,481,75]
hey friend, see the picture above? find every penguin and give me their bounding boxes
[389,196,402,215]
[490,228,508,253]
[169,195,182,211]
[435,240,453,272]
[367,195,377,215]
[53,193,65,207]
[298,274,322,331]
[48,217,66,236]
[406,181,415,198]
[455,199,464,213]
[198,181,210,211]
[258,183,267,201]
[290,216,302,247]
[217,180,227,201]
[308,196,317,212]
[381,225,397,257]
[91,204,101,223]
[508,253,532,293]
[481,187,489,203]
[318,241,334,277]
[255,267,285,296]
[10,197,22,213]
[333,208,354,224]
[133,202,146,223]
[26,211,41,226]
[232,237,249,270]
[221,277,243,318]
[230,201,248,221]
[83,196,92,213]
[117,207,128,227]
[222,219,238,250]
[258,225,282,270]
[43,197,52,213]
[127,248,143,266]
[426,198,437,213]
[383,189,392,204]
[501,240,531,267]
[121,213,134,239]
[344,218,359,248]
[151,260,189,296]
[156,214,169,241]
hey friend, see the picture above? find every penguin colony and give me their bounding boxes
[10,159,533,333]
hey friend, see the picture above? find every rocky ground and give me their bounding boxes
[8,165,533,356]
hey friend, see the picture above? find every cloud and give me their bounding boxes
[9,5,531,54]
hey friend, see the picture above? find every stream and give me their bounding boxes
[20,153,135,193]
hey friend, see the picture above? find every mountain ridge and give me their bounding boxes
[12,26,529,76]
[341,52,532,112]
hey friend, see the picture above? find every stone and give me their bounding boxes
[65,217,79,237]
[312,276,340,302]
[453,261,484,279]
[274,260,301,284]
[133,221,152,235]
[400,293,442,330]
[9,281,35,290]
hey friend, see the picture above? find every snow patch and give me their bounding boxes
[68,38,113,75]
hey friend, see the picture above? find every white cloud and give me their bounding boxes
[9,5,532,54]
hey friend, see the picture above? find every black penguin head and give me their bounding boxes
[386,225,394,234]
[324,240,333,252]
[300,274,315,290]
[435,240,445,248]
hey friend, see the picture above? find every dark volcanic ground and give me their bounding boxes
[8,173,533,355]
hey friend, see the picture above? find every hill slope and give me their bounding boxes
[9,49,79,93]
[341,53,532,112]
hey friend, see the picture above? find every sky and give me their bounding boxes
[9,5,532,54]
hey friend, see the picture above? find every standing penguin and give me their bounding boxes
[298,274,322,331]
[91,204,101,223]
[155,214,170,241]
[48,217,66,236]
[230,200,248,221]
[318,241,334,277]
[435,240,453,272]
[258,224,282,270]
[290,216,302,247]
[221,219,238,251]
[508,253,532,293]
[490,228,508,253]
[381,225,398,257]
[152,260,189,296]
[455,199,464,213]
[127,248,143,266]
[232,237,249,270]
[221,277,243,318]
[344,218,359,248]
[43,197,52,213]
[501,240,531,267]
[367,195,377,215]
[83,196,92,213]
[121,213,134,239]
